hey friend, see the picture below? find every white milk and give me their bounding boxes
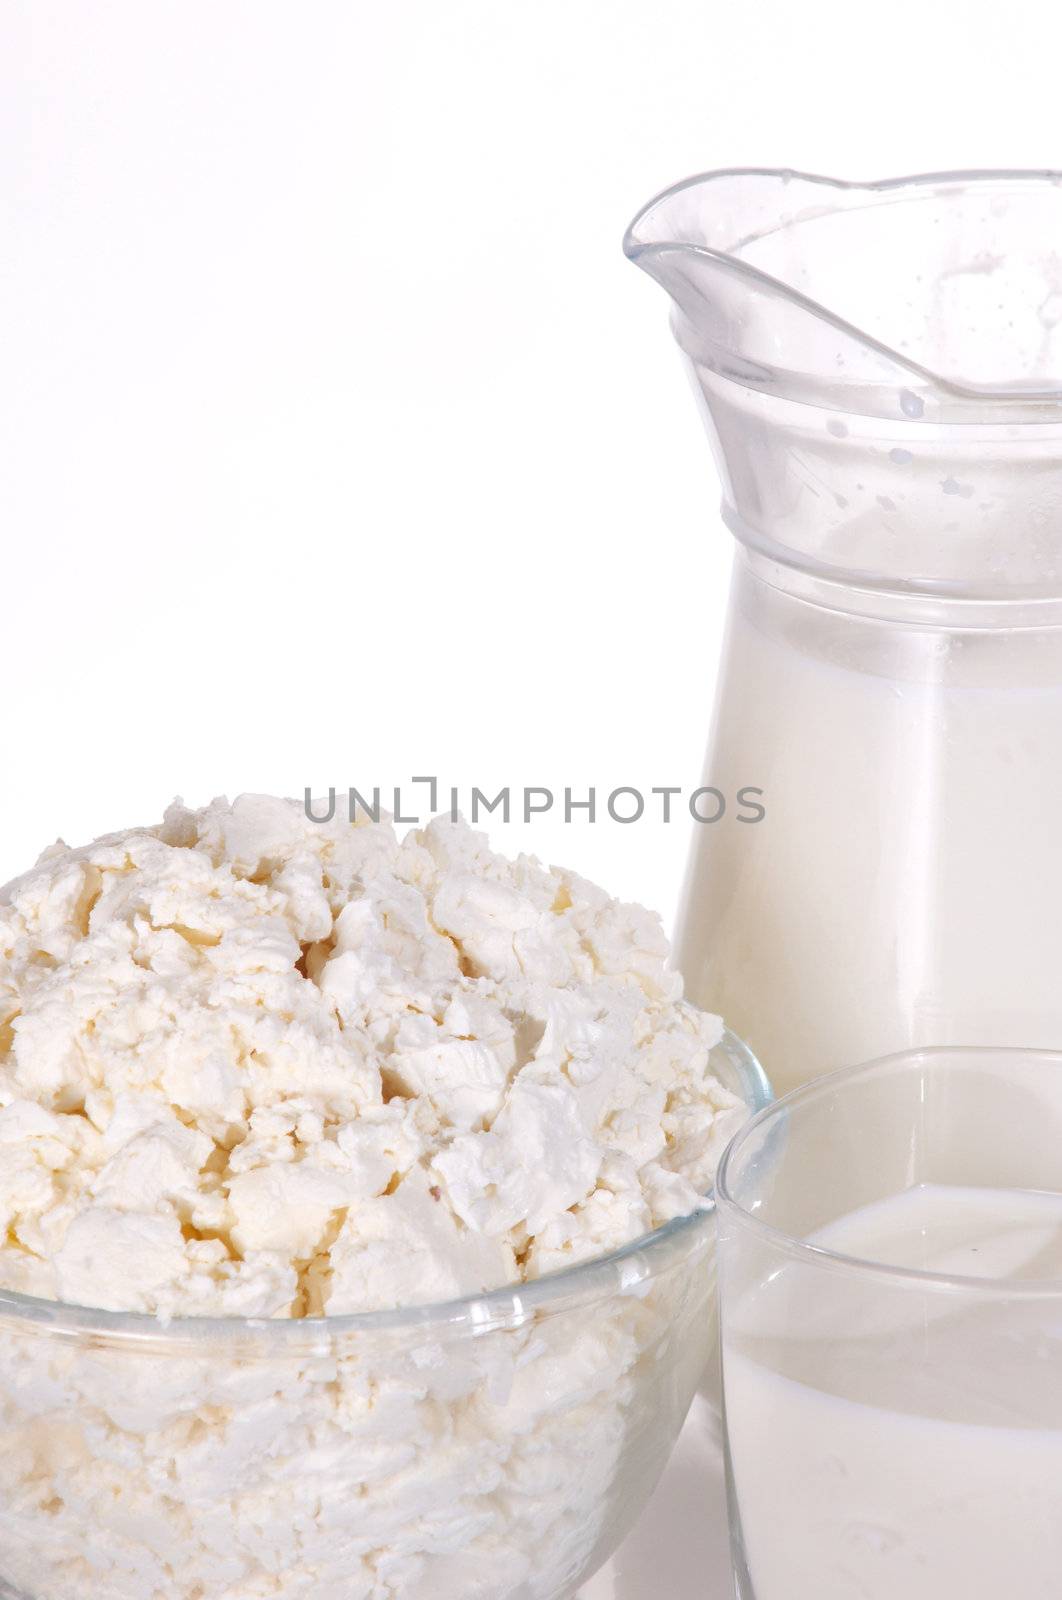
[677,559,1062,1095]
[724,1184,1062,1600]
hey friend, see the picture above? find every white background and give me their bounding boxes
[4,0,1059,931]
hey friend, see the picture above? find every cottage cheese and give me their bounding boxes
[0,795,745,1599]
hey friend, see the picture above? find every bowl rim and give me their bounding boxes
[0,1027,770,1347]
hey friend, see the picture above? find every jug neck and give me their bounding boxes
[626,170,1062,605]
[737,544,1062,631]
[701,372,1062,610]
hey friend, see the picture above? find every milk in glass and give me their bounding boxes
[723,1184,1062,1600]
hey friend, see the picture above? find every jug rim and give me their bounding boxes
[624,167,1062,423]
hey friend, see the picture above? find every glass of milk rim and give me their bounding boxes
[626,172,1062,1097]
[715,1045,1062,1600]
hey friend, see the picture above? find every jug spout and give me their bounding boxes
[624,169,1062,600]
[624,170,922,404]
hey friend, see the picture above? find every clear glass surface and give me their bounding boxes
[0,1033,766,1600]
[716,1047,1062,1600]
[625,170,1062,1094]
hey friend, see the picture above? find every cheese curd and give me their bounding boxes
[0,795,746,1599]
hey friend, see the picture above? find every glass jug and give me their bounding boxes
[626,169,1062,1096]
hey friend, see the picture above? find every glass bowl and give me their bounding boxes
[0,1028,769,1600]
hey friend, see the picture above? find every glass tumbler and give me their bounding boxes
[715,1047,1062,1600]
